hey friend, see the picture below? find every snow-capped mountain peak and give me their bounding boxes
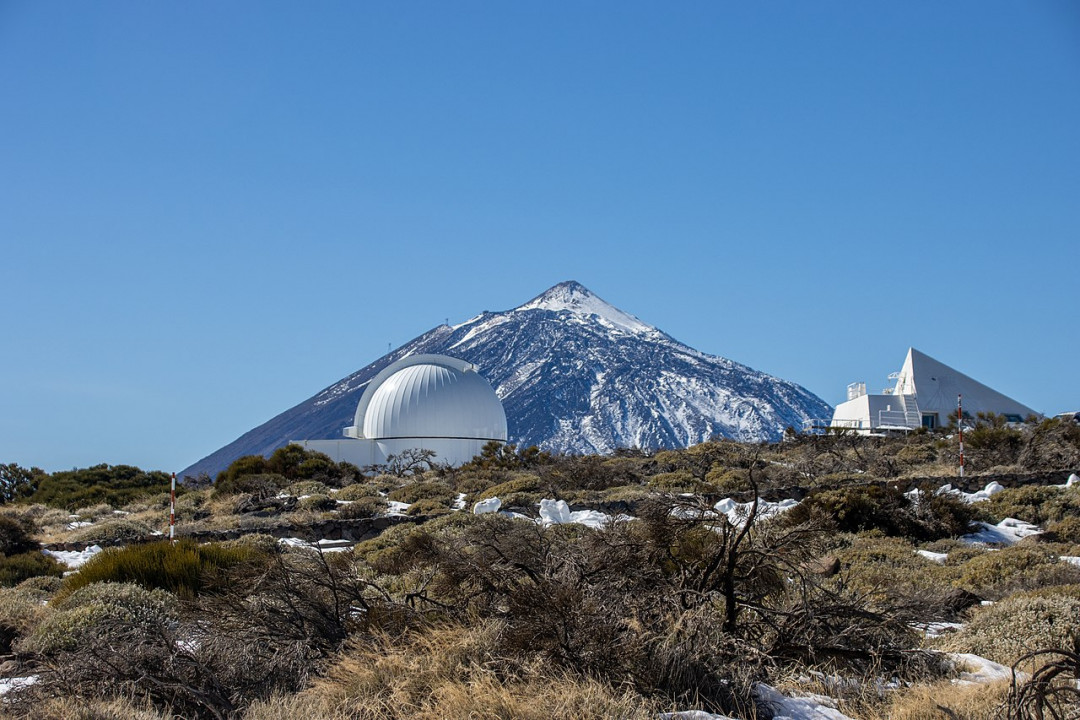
[177,282,832,480]
[514,280,656,335]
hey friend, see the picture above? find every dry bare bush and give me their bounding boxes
[1007,645,1080,719]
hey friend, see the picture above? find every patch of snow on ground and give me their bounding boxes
[757,683,856,719]
[453,493,467,510]
[65,520,93,530]
[914,621,964,638]
[43,544,103,569]
[950,653,1018,684]
[937,482,1005,503]
[277,538,352,553]
[916,549,948,563]
[714,498,799,527]
[1056,473,1079,489]
[473,497,502,515]
[539,499,571,524]
[1061,556,1080,568]
[537,499,632,528]
[0,676,38,696]
[386,501,411,516]
[962,518,1042,545]
[659,712,733,720]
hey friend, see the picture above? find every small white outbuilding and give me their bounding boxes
[295,354,507,468]
[823,348,1041,434]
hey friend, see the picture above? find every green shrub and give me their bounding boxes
[27,464,172,509]
[286,480,332,497]
[983,485,1080,525]
[220,533,280,554]
[334,483,382,501]
[337,496,387,519]
[407,498,454,517]
[833,535,953,596]
[0,514,36,555]
[60,539,258,599]
[955,545,1080,598]
[388,481,456,505]
[19,581,178,655]
[212,472,289,499]
[599,485,655,504]
[0,551,64,587]
[0,580,55,652]
[298,494,337,512]
[477,476,544,500]
[646,470,709,493]
[783,485,977,541]
[1045,516,1080,544]
[68,518,156,545]
[74,503,115,521]
[936,593,1080,665]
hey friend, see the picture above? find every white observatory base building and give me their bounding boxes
[296,354,508,468]
[823,347,1041,434]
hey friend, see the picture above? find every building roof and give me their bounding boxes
[893,348,1040,419]
[346,354,507,441]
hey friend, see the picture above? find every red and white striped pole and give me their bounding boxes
[169,472,176,541]
[957,394,964,479]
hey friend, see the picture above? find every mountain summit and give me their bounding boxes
[178,282,831,479]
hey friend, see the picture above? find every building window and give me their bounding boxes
[922,413,938,430]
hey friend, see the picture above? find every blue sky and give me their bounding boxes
[2,2,1078,473]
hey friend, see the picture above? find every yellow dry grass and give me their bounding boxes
[243,622,661,720]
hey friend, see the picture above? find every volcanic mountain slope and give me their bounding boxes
[179,282,831,479]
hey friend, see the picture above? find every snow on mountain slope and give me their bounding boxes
[178,281,831,480]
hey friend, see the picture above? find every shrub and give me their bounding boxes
[833,535,954,598]
[0,514,37,555]
[287,480,332,497]
[476,475,543,500]
[935,593,1080,666]
[27,464,172,509]
[1045,516,1080,544]
[388,481,456,505]
[60,539,258,599]
[19,581,179,655]
[407,498,454,517]
[220,533,280,554]
[784,485,978,541]
[73,503,114,521]
[0,578,58,652]
[67,518,156,545]
[334,483,382,501]
[983,485,1080,525]
[646,470,706,493]
[956,545,1080,598]
[213,472,289,499]
[0,551,64,587]
[298,494,337,512]
[338,496,388,519]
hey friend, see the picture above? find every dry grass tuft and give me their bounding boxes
[8,695,171,720]
[884,680,1010,720]
[243,622,661,720]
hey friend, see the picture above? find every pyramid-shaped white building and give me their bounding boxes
[827,348,1041,434]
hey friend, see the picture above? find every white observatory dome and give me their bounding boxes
[347,355,508,442]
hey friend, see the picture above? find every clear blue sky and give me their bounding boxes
[2,2,1078,473]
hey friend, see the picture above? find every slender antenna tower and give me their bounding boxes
[169,472,176,541]
[957,394,965,479]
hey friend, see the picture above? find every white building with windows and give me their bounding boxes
[821,348,1041,434]
[295,354,508,467]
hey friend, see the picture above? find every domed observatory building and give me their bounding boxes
[296,355,508,468]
